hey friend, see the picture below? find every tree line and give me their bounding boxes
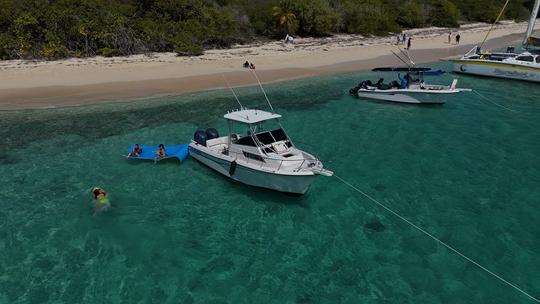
[0,0,536,60]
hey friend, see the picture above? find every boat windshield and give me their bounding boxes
[235,135,256,146]
[255,128,288,145]
[516,55,534,62]
[233,128,289,147]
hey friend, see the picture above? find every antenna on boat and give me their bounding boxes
[221,74,243,109]
[399,48,415,66]
[479,0,511,50]
[391,50,412,68]
[251,70,275,113]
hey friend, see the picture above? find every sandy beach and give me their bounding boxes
[0,20,538,110]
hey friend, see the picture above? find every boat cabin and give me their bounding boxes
[195,108,310,170]
[224,109,294,157]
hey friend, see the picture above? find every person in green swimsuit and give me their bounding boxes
[92,187,111,215]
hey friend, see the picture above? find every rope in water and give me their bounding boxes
[333,174,540,303]
[473,90,518,113]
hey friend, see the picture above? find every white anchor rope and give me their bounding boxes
[333,174,540,303]
[472,90,518,113]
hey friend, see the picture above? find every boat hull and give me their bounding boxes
[451,60,540,82]
[357,90,448,104]
[189,145,317,195]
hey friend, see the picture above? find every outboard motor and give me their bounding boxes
[349,81,366,95]
[205,128,219,140]
[194,129,207,146]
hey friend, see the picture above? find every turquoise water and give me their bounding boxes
[1,62,539,303]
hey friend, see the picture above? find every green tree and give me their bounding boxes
[272,5,297,35]
[0,0,536,60]
[398,1,426,28]
[429,0,460,27]
[13,13,40,58]
[340,0,400,35]
[274,0,338,36]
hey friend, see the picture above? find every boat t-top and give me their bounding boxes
[349,67,470,104]
[450,0,540,82]
[189,108,333,195]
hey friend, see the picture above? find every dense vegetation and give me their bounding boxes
[0,0,536,60]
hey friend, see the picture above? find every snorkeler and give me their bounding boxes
[91,187,111,215]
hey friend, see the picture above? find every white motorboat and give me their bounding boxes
[450,0,540,82]
[350,67,470,104]
[188,109,333,195]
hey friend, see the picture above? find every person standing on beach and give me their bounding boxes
[407,37,412,50]
[448,32,452,44]
[455,33,461,45]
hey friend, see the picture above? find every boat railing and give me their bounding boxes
[464,46,479,57]
[225,149,319,173]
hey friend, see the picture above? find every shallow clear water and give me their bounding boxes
[1,62,539,303]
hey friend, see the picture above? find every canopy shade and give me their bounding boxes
[224,109,281,124]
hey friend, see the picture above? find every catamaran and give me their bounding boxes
[450,0,540,82]
[349,67,470,104]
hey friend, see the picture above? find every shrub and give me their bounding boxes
[40,41,70,59]
[398,1,426,28]
[276,0,338,36]
[341,1,400,35]
[174,37,204,56]
[100,47,122,57]
[429,0,460,27]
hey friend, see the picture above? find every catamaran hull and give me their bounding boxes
[189,145,317,195]
[451,60,540,82]
[357,91,448,104]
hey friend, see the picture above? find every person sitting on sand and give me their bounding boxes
[243,61,250,68]
[92,187,111,215]
[128,144,142,157]
[249,63,255,70]
[155,144,167,159]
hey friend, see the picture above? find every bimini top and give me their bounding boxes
[224,109,281,124]
[372,67,432,72]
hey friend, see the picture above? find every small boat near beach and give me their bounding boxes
[188,108,333,195]
[349,67,470,104]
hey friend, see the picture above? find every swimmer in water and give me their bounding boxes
[92,187,111,215]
